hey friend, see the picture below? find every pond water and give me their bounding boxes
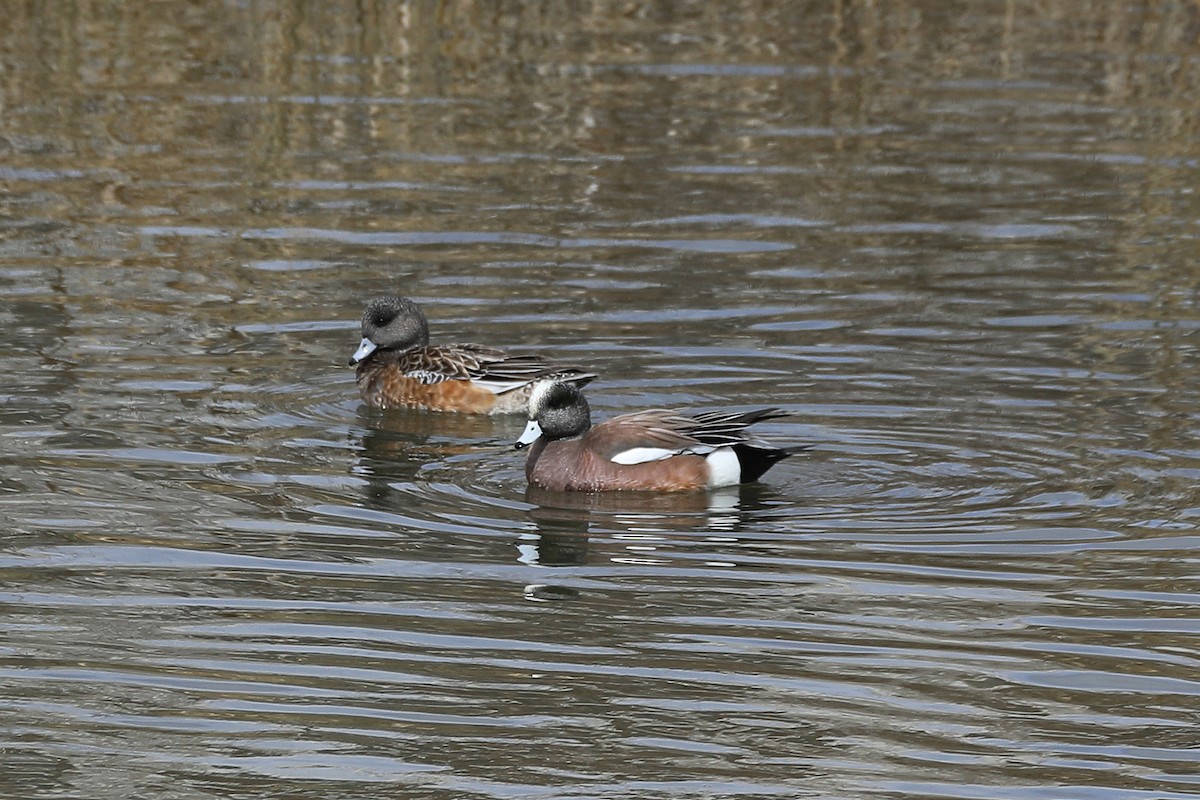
[2,2,1199,798]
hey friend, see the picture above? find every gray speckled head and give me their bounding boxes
[350,296,430,364]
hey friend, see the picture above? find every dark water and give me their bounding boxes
[2,2,1199,798]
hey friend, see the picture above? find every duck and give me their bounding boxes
[514,380,806,491]
[349,295,596,413]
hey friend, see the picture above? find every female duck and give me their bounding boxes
[515,381,805,492]
[349,296,595,413]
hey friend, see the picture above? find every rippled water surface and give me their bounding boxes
[2,2,1199,798]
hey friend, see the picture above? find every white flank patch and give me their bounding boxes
[517,420,543,446]
[705,448,741,488]
[610,446,677,465]
[351,337,377,363]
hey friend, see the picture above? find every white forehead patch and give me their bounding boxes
[528,380,557,415]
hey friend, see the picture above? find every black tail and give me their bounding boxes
[732,443,811,483]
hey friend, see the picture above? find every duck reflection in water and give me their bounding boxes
[518,487,750,600]
[519,483,792,577]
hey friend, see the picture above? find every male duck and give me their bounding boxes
[349,296,596,413]
[515,381,806,491]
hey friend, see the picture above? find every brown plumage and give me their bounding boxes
[349,296,596,414]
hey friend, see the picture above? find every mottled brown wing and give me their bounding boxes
[392,345,482,384]
[396,343,595,387]
[452,343,596,385]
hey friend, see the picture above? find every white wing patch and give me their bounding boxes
[610,447,679,465]
[611,443,724,466]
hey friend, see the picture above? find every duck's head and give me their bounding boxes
[515,381,592,449]
[349,295,430,365]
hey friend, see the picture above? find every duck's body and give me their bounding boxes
[515,382,806,492]
[349,296,595,414]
